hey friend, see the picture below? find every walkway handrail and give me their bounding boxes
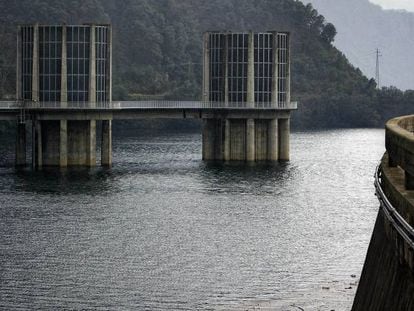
[386,115,414,179]
[375,164,414,250]
[0,101,19,108]
[0,100,298,110]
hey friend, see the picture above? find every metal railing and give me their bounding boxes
[0,101,19,108]
[375,164,414,251]
[0,100,298,110]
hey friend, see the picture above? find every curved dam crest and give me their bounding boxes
[353,116,414,310]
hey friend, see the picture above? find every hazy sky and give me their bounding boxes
[369,0,414,11]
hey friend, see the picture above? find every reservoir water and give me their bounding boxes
[0,128,384,310]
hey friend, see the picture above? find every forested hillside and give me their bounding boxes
[309,0,414,91]
[0,0,411,129]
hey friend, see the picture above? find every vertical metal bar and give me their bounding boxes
[22,27,25,100]
[48,27,51,102]
[32,24,39,102]
[109,26,112,104]
[262,34,265,104]
[203,33,209,102]
[286,33,291,108]
[246,32,255,107]
[61,25,67,106]
[236,34,239,104]
[55,26,58,102]
[89,25,96,106]
[16,26,22,101]
[224,33,229,106]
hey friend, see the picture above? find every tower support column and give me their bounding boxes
[268,119,279,161]
[224,119,231,161]
[279,118,290,161]
[60,120,68,167]
[87,120,96,167]
[15,122,26,166]
[33,120,42,168]
[246,119,255,161]
[101,120,112,167]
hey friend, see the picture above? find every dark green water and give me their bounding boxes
[0,129,384,310]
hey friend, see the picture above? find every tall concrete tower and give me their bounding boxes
[16,24,112,167]
[202,31,293,161]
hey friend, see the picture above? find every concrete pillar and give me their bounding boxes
[254,120,268,160]
[202,119,225,161]
[32,24,39,102]
[229,120,246,161]
[271,32,278,108]
[268,119,279,161]
[60,120,68,167]
[89,25,96,106]
[224,34,229,106]
[41,121,60,166]
[246,32,255,107]
[224,119,231,161]
[202,119,212,161]
[87,120,96,167]
[15,122,26,166]
[202,33,210,102]
[246,119,255,161]
[279,118,290,161]
[406,172,414,190]
[101,120,112,166]
[60,25,67,106]
[16,26,22,100]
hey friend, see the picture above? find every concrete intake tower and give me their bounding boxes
[202,31,292,161]
[16,24,112,167]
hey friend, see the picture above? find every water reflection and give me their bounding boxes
[199,161,296,196]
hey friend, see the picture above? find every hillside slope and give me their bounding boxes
[0,0,403,128]
[308,0,414,90]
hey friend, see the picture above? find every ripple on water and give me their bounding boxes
[0,129,385,310]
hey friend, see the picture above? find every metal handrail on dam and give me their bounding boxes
[0,100,298,110]
[375,165,414,252]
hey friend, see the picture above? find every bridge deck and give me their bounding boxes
[0,100,297,110]
[0,101,297,121]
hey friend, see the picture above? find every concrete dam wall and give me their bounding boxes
[352,116,414,311]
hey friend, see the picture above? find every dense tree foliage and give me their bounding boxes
[0,0,411,130]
